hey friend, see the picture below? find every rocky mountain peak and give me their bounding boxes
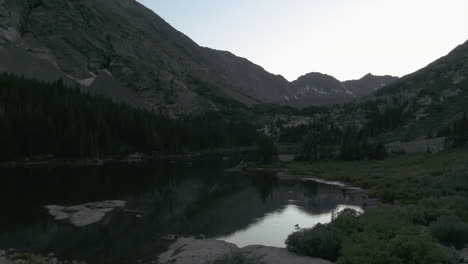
[0,0,401,113]
[343,73,399,97]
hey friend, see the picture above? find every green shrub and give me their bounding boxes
[331,209,363,235]
[339,233,446,264]
[429,215,468,248]
[286,223,343,261]
[339,211,446,264]
[285,209,362,261]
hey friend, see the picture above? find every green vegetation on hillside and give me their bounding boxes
[0,73,259,161]
[285,149,468,263]
[440,113,468,148]
[283,116,388,161]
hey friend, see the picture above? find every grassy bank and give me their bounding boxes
[284,149,468,263]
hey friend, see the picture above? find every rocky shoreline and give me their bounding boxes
[0,249,85,264]
[158,237,332,264]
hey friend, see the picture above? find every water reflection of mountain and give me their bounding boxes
[177,176,363,238]
[0,162,363,264]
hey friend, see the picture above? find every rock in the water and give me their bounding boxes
[158,238,240,264]
[158,238,332,264]
[45,200,126,227]
[45,205,71,220]
[69,208,114,227]
[242,245,332,264]
[0,250,4,257]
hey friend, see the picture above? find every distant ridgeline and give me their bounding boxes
[0,73,258,161]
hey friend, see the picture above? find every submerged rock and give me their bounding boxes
[158,238,332,264]
[45,200,126,227]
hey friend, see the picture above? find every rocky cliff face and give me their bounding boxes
[0,0,396,114]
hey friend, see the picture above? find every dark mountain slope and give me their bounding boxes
[0,0,295,114]
[338,39,468,141]
[0,0,397,113]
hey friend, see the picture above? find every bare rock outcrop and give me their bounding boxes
[158,238,332,264]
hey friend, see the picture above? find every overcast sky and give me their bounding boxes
[137,0,468,81]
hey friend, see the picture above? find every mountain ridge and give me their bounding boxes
[0,0,404,114]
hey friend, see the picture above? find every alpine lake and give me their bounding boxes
[0,153,365,264]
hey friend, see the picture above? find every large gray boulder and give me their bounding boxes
[158,238,333,264]
[158,238,240,264]
[242,245,332,264]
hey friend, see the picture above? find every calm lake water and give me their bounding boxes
[0,154,364,264]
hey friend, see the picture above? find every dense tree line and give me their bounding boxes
[363,98,410,137]
[278,99,410,161]
[288,118,387,162]
[301,121,342,160]
[339,126,387,161]
[449,113,468,147]
[438,112,468,148]
[0,73,258,161]
[256,135,278,164]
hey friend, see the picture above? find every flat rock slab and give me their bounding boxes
[158,238,332,264]
[242,245,332,264]
[45,200,126,227]
[159,238,239,264]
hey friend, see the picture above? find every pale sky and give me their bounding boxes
[137,0,468,81]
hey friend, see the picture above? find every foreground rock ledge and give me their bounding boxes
[158,238,332,264]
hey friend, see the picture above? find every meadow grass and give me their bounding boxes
[284,149,468,263]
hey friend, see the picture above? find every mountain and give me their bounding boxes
[0,0,395,114]
[0,0,294,114]
[287,72,397,107]
[343,73,399,97]
[288,73,353,106]
[337,39,468,142]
